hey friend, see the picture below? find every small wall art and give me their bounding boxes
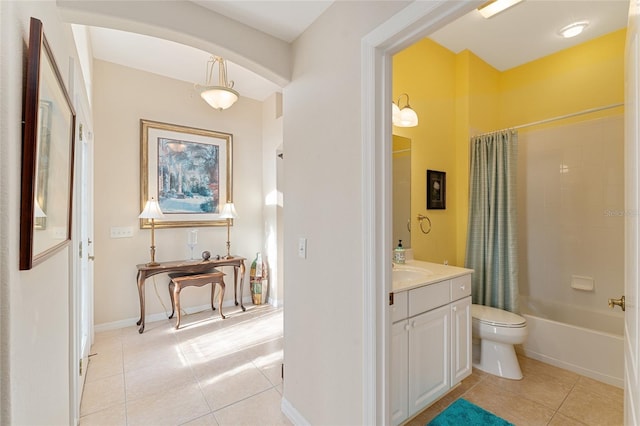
[426,170,446,210]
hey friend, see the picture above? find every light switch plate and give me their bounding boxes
[298,237,307,259]
[110,226,134,238]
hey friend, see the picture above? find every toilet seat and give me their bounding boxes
[472,304,526,328]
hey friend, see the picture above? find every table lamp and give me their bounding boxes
[219,202,237,259]
[139,197,165,266]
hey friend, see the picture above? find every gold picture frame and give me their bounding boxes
[140,119,233,229]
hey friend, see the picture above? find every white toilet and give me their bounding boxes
[471,304,528,380]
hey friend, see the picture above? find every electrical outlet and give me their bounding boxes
[110,226,134,238]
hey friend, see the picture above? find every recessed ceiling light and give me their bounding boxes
[477,0,524,19]
[559,21,589,38]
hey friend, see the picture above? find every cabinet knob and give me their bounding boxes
[460,285,465,291]
[411,321,416,328]
[404,323,410,331]
[452,306,457,312]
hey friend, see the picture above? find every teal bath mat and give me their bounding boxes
[427,398,514,426]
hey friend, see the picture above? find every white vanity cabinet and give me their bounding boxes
[391,273,472,425]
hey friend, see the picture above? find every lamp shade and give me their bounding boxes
[34,200,46,218]
[139,198,165,219]
[219,202,238,219]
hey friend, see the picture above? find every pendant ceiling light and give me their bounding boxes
[196,56,239,110]
[392,93,419,127]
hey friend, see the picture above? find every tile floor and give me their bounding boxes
[79,305,291,426]
[81,304,624,426]
[406,355,624,426]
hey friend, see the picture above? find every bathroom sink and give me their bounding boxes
[392,265,433,286]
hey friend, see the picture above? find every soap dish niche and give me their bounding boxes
[571,275,595,292]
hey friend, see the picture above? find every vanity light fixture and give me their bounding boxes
[219,202,238,259]
[477,0,523,19]
[559,21,589,39]
[196,56,239,110]
[139,197,165,266]
[392,93,419,127]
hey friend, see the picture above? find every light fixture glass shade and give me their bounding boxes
[200,87,239,110]
[477,0,523,19]
[392,93,419,127]
[559,21,589,38]
[219,202,238,219]
[398,107,419,127]
[392,102,401,124]
[138,198,165,219]
[197,56,239,110]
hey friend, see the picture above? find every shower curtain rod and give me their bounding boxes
[473,102,624,137]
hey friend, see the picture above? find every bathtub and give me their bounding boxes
[518,296,624,388]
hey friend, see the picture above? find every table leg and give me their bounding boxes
[233,266,239,306]
[239,261,246,311]
[136,271,146,333]
[218,281,226,319]
[173,284,182,329]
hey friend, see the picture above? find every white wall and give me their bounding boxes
[517,115,625,317]
[92,59,271,328]
[0,1,92,423]
[262,93,284,306]
[282,2,406,424]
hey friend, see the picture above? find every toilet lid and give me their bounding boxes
[472,304,526,328]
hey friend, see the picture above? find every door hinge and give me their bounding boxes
[389,292,394,306]
[79,241,83,258]
[281,363,284,381]
[79,358,83,376]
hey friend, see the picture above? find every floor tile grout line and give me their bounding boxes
[210,384,280,414]
[81,307,284,425]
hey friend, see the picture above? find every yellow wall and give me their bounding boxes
[393,29,625,266]
[393,38,458,264]
[499,29,625,129]
[454,51,501,265]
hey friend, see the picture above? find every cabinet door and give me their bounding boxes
[408,304,450,416]
[451,296,472,385]
[391,320,409,425]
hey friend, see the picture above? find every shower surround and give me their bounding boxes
[516,114,624,386]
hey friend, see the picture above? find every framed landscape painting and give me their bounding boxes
[140,119,233,228]
[20,18,76,270]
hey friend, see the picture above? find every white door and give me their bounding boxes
[72,118,95,423]
[625,1,640,424]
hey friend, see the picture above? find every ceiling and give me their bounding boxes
[88,0,629,102]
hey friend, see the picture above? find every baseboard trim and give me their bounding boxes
[281,397,310,426]
[94,297,253,333]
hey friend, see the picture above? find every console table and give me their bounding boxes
[135,257,246,333]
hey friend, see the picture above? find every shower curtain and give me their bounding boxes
[465,130,519,312]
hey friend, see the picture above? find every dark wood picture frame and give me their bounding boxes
[426,169,446,210]
[20,17,76,270]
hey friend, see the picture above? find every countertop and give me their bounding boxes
[392,259,473,292]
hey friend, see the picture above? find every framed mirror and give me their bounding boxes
[392,135,411,248]
[20,17,76,270]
